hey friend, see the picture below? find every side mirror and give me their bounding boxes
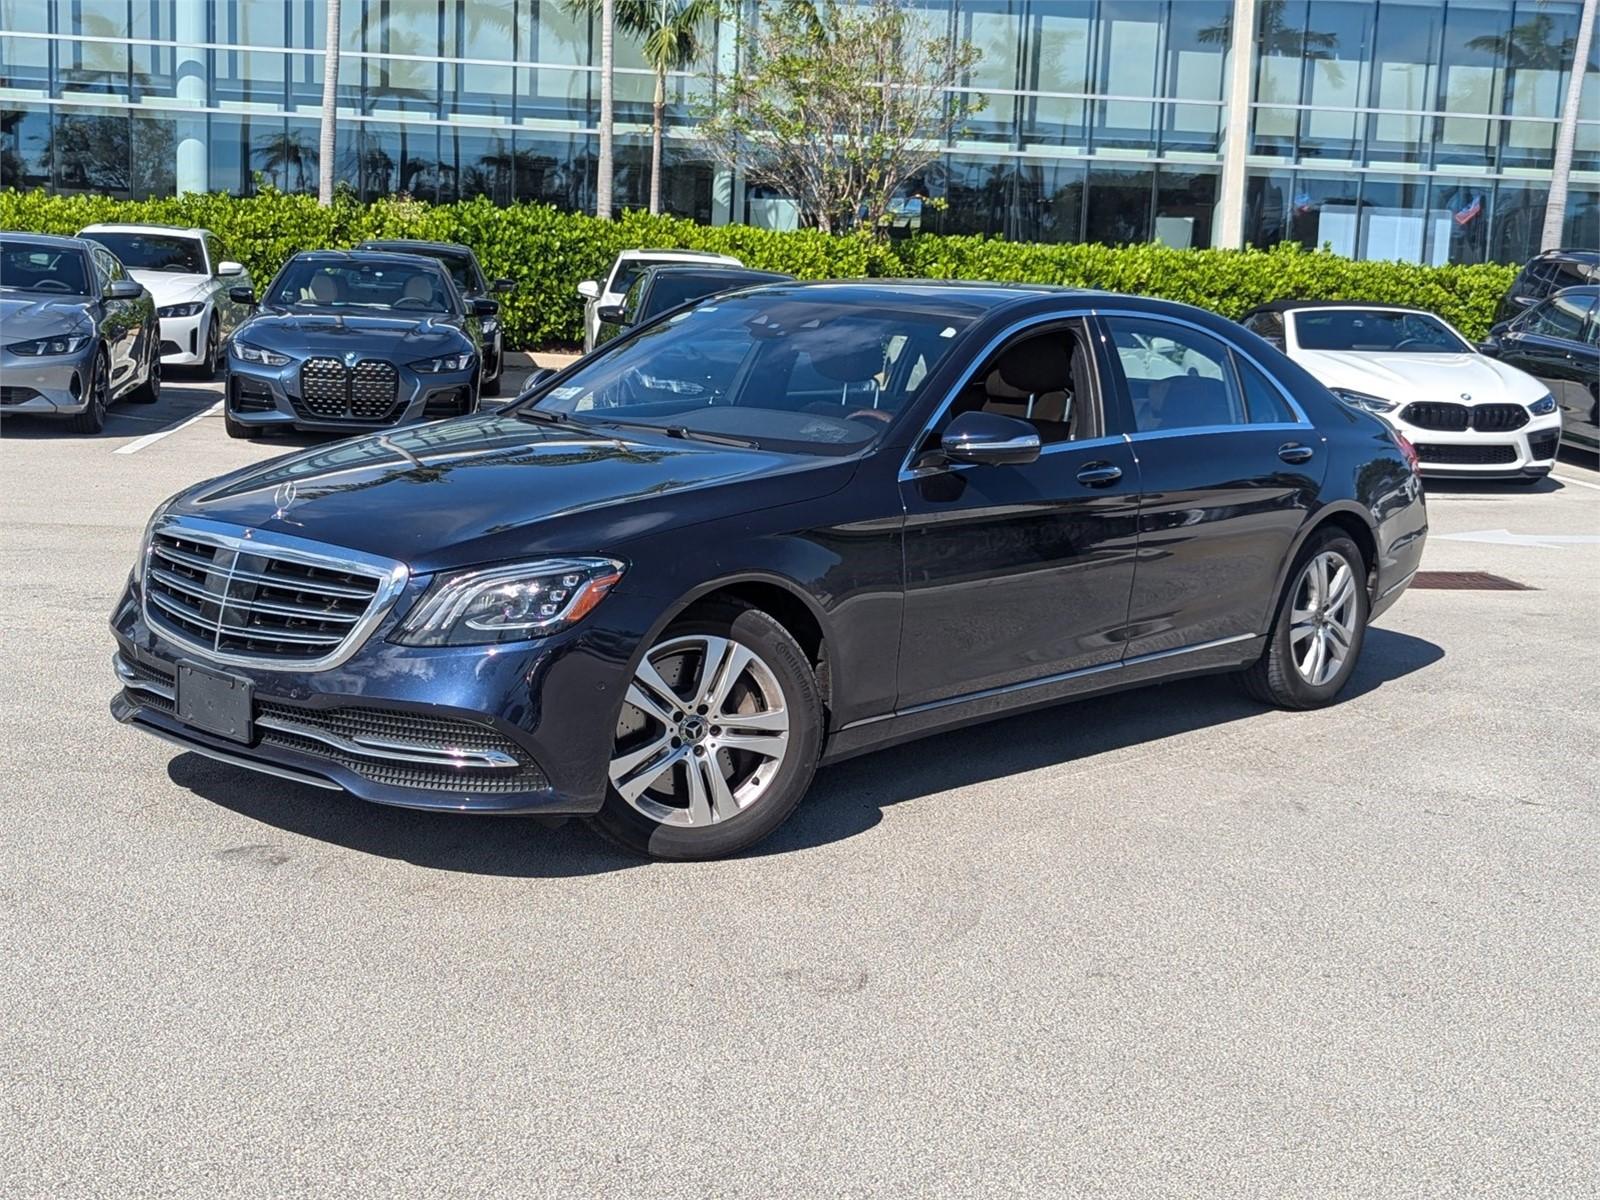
[577,279,600,301]
[228,285,256,305]
[493,278,515,293]
[472,297,500,317]
[595,303,627,325]
[937,411,1041,467]
[107,279,142,300]
[515,366,557,401]
[217,260,245,277]
[1476,338,1500,357]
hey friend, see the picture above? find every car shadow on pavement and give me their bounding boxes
[756,626,1445,858]
[165,627,1442,873]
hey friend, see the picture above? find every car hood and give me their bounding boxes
[127,270,210,306]
[0,292,95,341]
[1293,349,1547,404]
[237,307,467,358]
[170,413,856,574]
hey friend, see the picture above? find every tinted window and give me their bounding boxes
[0,240,90,294]
[85,232,205,274]
[269,258,455,313]
[534,295,973,455]
[1105,317,1246,432]
[1523,293,1596,342]
[1233,353,1298,424]
[94,248,125,282]
[1243,311,1284,344]
[1293,309,1468,353]
[644,274,736,318]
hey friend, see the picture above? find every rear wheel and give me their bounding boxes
[69,350,110,434]
[590,602,823,860]
[1241,529,1368,710]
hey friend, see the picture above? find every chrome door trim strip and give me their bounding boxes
[841,632,1259,730]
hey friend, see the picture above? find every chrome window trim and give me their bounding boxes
[1125,422,1310,444]
[140,515,410,672]
[899,309,1100,480]
[1095,307,1314,429]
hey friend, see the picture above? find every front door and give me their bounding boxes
[895,319,1142,709]
[1097,312,1328,658]
[1499,293,1600,452]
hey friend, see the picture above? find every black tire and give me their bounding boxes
[481,353,502,397]
[589,601,824,861]
[224,410,259,440]
[201,319,221,379]
[68,350,110,434]
[1241,528,1369,710]
[127,340,161,403]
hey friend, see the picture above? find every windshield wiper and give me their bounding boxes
[513,408,575,426]
[587,417,757,449]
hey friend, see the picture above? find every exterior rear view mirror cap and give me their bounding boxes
[938,411,1041,466]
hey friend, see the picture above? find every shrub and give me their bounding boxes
[0,187,1518,346]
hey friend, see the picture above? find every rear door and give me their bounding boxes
[1097,311,1327,657]
[1499,292,1599,450]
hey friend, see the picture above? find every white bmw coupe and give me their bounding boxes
[1240,301,1561,484]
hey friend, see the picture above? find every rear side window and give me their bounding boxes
[1242,311,1284,345]
[1105,316,1247,432]
[1524,293,1596,341]
[1232,352,1299,423]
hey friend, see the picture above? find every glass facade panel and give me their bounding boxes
[0,0,1592,263]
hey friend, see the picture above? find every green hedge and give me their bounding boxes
[0,187,1518,345]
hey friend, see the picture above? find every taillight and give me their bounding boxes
[1392,430,1420,473]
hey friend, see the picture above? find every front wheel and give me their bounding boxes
[1241,529,1369,710]
[68,350,110,434]
[589,602,823,860]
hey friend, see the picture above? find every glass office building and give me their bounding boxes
[1,0,1596,263]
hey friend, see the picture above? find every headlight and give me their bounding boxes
[410,352,475,374]
[158,302,205,318]
[1529,393,1557,416]
[232,341,291,366]
[1331,387,1398,415]
[7,334,90,356]
[396,557,624,646]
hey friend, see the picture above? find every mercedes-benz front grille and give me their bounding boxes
[296,357,402,422]
[142,520,403,667]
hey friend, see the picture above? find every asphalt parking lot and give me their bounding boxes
[4,367,1597,1197]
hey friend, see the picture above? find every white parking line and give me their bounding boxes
[1552,473,1600,492]
[112,402,221,455]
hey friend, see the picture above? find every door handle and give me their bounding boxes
[1076,462,1122,487]
[1278,442,1315,464]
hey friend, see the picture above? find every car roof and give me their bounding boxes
[78,222,208,237]
[1241,299,1439,318]
[0,231,97,251]
[641,265,791,282]
[289,249,451,271]
[357,238,474,259]
[617,248,741,263]
[1528,248,1600,265]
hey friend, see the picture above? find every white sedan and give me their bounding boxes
[1240,301,1561,484]
[77,223,251,376]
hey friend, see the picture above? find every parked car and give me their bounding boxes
[112,282,1426,860]
[77,223,251,377]
[1240,300,1561,483]
[356,239,513,394]
[577,248,741,351]
[1494,248,1599,326]
[1480,285,1600,456]
[0,232,159,433]
[593,264,793,347]
[221,249,496,440]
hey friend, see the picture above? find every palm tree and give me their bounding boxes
[597,0,616,219]
[572,0,714,215]
[1542,0,1598,250]
[318,0,341,204]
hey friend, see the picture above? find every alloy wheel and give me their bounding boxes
[609,634,791,827]
[1288,550,1358,687]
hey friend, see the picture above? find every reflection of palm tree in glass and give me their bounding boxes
[1198,0,1343,96]
[1465,15,1576,70]
[254,128,319,191]
[354,14,439,196]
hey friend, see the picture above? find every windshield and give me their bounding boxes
[1294,309,1469,353]
[85,231,205,274]
[268,258,456,313]
[530,293,972,455]
[0,241,90,294]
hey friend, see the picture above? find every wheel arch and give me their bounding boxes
[1277,502,1380,610]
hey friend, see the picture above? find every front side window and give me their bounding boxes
[93,247,125,283]
[1243,311,1285,345]
[939,323,1096,446]
[1105,316,1246,432]
[0,240,90,294]
[1523,293,1596,342]
[531,293,974,455]
[85,232,205,275]
[1293,309,1470,353]
[268,259,455,314]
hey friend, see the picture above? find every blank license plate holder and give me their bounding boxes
[175,661,254,744]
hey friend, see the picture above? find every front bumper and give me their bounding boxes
[225,354,478,434]
[109,572,647,815]
[157,310,209,365]
[0,346,95,415]
[1386,411,1562,479]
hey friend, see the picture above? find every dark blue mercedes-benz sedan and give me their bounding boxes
[111,282,1427,859]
